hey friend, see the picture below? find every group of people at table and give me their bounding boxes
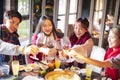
[0,10,120,80]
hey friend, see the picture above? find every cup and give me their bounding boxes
[12,60,19,77]
[86,64,92,78]
[48,62,54,70]
[55,59,61,69]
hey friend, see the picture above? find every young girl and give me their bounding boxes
[29,15,64,62]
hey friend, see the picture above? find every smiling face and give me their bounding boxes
[42,19,53,35]
[74,22,87,38]
[108,30,120,48]
[3,17,20,33]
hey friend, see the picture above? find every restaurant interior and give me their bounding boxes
[0,0,120,80]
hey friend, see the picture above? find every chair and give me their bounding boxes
[90,45,106,73]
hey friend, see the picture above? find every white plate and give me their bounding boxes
[22,76,44,80]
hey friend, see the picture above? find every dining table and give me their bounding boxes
[0,63,109,80]
[0,72,109,80]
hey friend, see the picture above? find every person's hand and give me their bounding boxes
[112,58,120,69]
[71,45,87,57]
[59,50,68,58]
[65,46,87,63]
[48,48,57,56]
[39,47,57,56]
[24,45,39,55]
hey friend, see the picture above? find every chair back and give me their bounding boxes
[90,45,106,73]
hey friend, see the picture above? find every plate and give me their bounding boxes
[70,66,81,74]
[22,76,44,80]
[45,70,81,80]
[19,65,25,71]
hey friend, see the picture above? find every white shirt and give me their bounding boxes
[0,39,23,55]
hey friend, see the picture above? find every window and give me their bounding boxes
[18,0,29,16]
[57,0,78,32]
[17,0,29,41]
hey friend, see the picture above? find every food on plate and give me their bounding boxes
[40,69,46,75]
[19,65,25,71]
[22,72,39,76]
[26,63,39,69]
[31,63,39,69]
[38,62,49,70]
[70,66,81,74]
[25,66,33,72]
[45,70,80,80]
[27,63,33,67]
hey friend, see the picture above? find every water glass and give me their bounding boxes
[62,36,71,49]
[86,64,92,79]
[12,60,19,77]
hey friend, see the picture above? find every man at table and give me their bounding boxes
[0,39,39,55]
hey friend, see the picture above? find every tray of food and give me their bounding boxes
[45,69,81,80]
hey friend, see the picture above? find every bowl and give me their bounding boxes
[19,65,25,71]
[25,66,33,72]
[45,70,81,80]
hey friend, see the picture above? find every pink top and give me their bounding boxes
[32,34,38,45]
[28,33,62,63]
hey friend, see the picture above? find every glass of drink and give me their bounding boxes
[48,62,54,70]
[12,60,19,77]
[55,58,61,69]
[36,33,45,47]
[62,36,71,50]
[86,64,92,79]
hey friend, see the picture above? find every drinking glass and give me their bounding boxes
[48,62,55,70]
[62,36,71,49]
[55,58,61,69]
[36,33,45,47]
[45,37,55,48]
[12,60,19,77]
[86,64,92,79]
[32,33,45,61]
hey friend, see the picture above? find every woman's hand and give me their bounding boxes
[71,45,87,57]
[48,48,57,56]
[24,45,39,55]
